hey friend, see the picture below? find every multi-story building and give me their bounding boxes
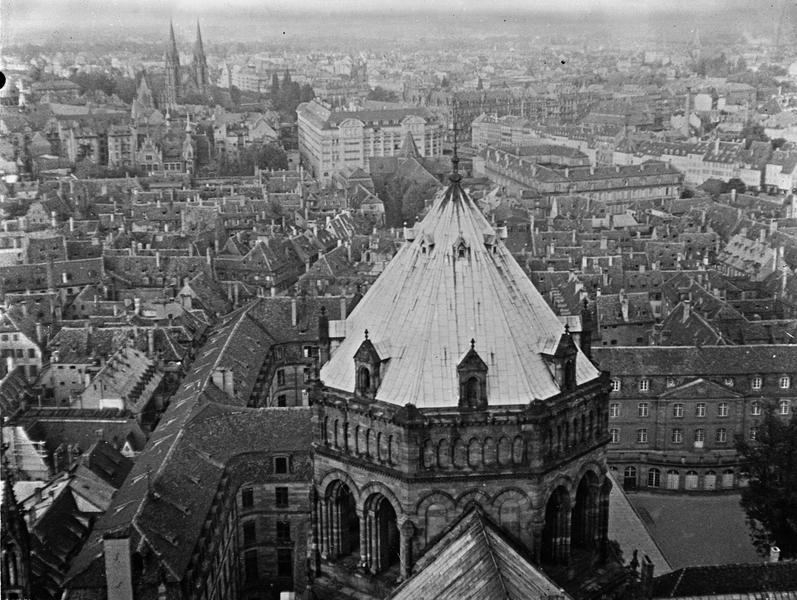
[297,99,445,184]
[475,146,683,214]
[593,345,797,492]
[310,166,617,596]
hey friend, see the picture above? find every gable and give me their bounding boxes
[659,377,742,400]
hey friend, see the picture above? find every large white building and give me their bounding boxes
[297,99,445,184]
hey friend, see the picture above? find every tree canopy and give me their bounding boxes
[735,407,797,559]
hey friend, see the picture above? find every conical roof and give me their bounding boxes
[320,176,600,408]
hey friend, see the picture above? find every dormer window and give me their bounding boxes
[354,330,382,397]
[457,339,488,410]
[453,235,470,259]
[543,327,578,392]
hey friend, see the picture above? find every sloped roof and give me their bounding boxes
[391,507,569,600]
[320,175,600,407]
[653,562,797,597]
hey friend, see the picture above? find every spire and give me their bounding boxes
[168,20,178,58]
[450,102,461,184]
[194,20,205,55]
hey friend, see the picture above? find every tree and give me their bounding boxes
[735,408,797,559]
[680,188,695,199]
[772,138,788,150]
[722,178,746,195]
[299,84,315,103]
[229,85,241,108]
[271,73,280,99]
[367,86,398,102]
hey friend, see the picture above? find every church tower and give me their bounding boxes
[192,21,209,97]
[310,153,613,594]
[164,21,181,107]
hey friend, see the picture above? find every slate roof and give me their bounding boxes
[391,507,569,600]
[652,562,797,597]
[321,175,600,407]
[64,305,314,594]
[592,345,797,376]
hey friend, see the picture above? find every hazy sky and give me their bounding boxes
[0,0,787,46]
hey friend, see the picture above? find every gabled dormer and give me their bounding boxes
[453,235,470,259]
[457,339,488,409]
[543,327,578,392]
[354,330,382,397]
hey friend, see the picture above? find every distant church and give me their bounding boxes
[163,21,210,107]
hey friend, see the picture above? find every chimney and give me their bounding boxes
[759,228,766,243]
[50,211,57,228]
[5,356,13,374]
[340,297,347,320]
[212,368,235,398]
[206,247,212,266]
[714,137,720,155]
[103,535,134,600]
[270,286,276,298]
[155,251,161,268]
[682,299,691,322]
[147,328,155,356]
[291,298,297,327]
[134,298,141,315]
[36,322,45,345]
[620,291,629,322]
[769,546,781,563]
[69,216,75,232]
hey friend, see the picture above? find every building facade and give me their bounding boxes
[593,345,797,492]
[297,99,445,184]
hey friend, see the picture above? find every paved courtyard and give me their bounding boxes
[626,491,760,570]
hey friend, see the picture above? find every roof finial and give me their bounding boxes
[470,338,475,350]
[364,329,369,340]
[449,100,461,183]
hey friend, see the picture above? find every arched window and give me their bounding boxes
[647,467,661,488]
[465,377,479,407]
[357,367,371,394]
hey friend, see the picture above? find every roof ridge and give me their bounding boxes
[477,515,510,599]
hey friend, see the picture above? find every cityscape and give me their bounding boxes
[1,1,796,599]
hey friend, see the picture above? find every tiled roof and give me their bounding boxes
[592,345,797,376]
[320,176,599,407]
[653,562,797,597]
[391,507,569,600]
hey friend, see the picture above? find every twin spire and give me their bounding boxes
[167,20,206,58]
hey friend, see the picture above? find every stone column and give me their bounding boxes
[531,516,545,564]
[399,520,415,581]
[369,509,380,574]
[358,510,368,569]
[319,498,328,560]
[309,487,320,574]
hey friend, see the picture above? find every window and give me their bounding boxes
[611,379,621,392]
[751,401,762,416]
[639,379,650,392]
[636,428,648,443]
[718,402,729,417]
[274,456,289,474]
[610,428,620,444]
[694,428,705,443]
[638,403,649,417]
[752,376,762,390]
[749,427,759,441]
[243,520,256,545]
[671,428,683,444]
[647,468,661,488]
[276,521,291,541]
[277,369,285,386]
[672,403,684,418]
[723,377,734,387]
[623,466,637,489]
[277,394,287,407]
[715,428,727,443]
[303,367,311,383]
[275,487,289,508]
[28,348,35,358]
[277,549,293,578]
[696,403,706,417]
[780,400,791,415]
[610,403,620,417]
[242,487,254,508]
[780,376,791,389]
[244,550,258,582]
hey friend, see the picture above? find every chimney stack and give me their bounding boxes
[291,298,297,327]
